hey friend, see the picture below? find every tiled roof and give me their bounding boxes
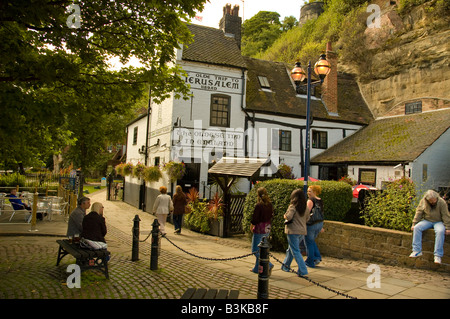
[243,56,373,125]
[182,24,246,69]
[311,109,450,164]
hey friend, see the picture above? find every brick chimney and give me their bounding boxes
[219,4,242,49]
[321,42,338,115]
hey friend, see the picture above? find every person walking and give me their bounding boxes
[305,185,325,268]
[282,189,310,276]
[410,190,450,264]
[152,186,173,235]
[172,185,187,234]
[250,187,274,275]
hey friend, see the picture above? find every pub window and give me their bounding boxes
[133,127,138,145]
[405,101,422,114]
[210,94,230,127]
[258,76,271,89]
[280,130,291,152]
[272,129,291,152]
[312,130,327,149]
[358,168,377,186]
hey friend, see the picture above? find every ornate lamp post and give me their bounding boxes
[291,54,331,195]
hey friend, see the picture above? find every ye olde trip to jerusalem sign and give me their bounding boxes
[185,71,242,94]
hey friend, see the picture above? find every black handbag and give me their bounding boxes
[307,200,324,225]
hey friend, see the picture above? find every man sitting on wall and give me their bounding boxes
[410,190,450,264]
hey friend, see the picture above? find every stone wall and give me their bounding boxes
[316,221,450,272]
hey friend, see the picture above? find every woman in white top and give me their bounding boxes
[153,186,173,235]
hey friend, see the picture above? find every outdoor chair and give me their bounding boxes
[8,202,32,223]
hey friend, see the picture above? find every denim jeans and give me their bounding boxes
[305,221,323,267]
[251,233,273,273]
[173,214,183,231]
[282,234,308,276]
[412,220,445,257]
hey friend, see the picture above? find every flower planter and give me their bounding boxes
[208,218,224,237]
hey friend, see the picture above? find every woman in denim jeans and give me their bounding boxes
[282,189,310,276]
[305,185,324,268]
[250,187,274,274]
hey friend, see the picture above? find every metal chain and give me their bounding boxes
[269,253,357,299]
[137,229,356,299]
[161,233,255,261]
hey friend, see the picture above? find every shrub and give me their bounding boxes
[0,173,26,187]
[242,179,352,250]
[362,177,417,232]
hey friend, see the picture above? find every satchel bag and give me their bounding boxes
[307,201,324,225]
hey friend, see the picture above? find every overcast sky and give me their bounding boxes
[192,0,308,28]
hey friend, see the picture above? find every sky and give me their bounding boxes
[192,0,308,28]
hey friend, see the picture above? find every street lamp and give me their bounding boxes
[291,54,331,195]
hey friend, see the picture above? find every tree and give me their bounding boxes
[241,11,283,57]
[0,0,206,170]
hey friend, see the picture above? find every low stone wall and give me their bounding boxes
[316,221,450,272]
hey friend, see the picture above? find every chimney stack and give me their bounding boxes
[219,4,242,49]
[321,42,338,115]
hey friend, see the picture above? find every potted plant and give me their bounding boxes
[133,162,146,179]
[115,163,125,176]
[207,192,225,237]
[163,161,186,182]
[143,166,162,182]
[123,162,134,176]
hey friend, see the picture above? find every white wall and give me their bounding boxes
[411,129,450,191]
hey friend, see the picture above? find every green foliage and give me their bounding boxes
[0,173,26,187]
[162,161,186,182]
[184,189,224,234]
[242,179,352,250]
[241,11,298,57]
[260,0,369,63]
[184,200,211,233]
[277,164,294,179]
[0,0,207,170]
[143,166,162,183]
[362,178,417,232]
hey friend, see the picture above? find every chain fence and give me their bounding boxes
[137,230,357,299]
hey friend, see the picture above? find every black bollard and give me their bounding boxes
[132,215,141,261]
[150,218,160,271]
[257,236,270,299]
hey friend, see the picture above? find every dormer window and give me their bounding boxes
[258,76,271,90]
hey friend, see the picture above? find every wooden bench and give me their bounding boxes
[56,239,110,279]
[181,288,239,299]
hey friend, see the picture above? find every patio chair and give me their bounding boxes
[8,202,32,223]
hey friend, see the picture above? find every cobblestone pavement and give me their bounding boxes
[0,189,449,301]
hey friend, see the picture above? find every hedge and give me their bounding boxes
[242,179,352,251]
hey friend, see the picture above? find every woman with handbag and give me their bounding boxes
[282,189,310,276]
[305,185,324,268]
[250,187,274,274]
[172,185,187,234]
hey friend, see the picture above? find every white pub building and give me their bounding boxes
[124,4,373,210]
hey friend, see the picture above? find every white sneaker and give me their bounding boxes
[434,256,442,264]
[409,251,422,258]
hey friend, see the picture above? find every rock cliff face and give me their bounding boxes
[355,2,449,118]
